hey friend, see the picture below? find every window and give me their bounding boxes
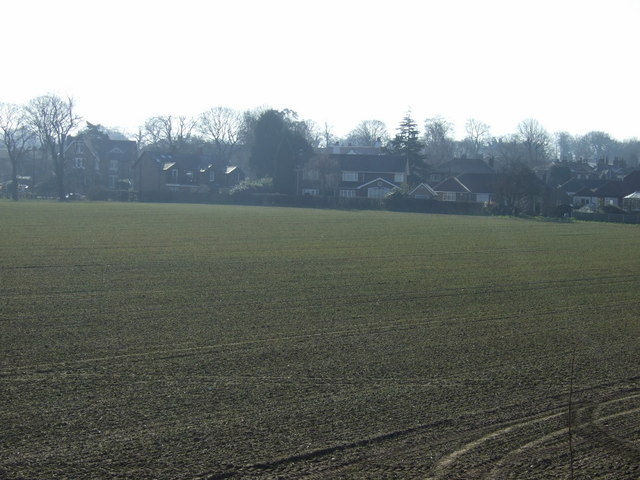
[185,171,194,183]
[109,175,118,189]
[342,171,358,182]
[302,188,319,196]
[368,187,390,199]
[441,192,457,202]
[74,157,84,169]
[109,159,118,171]
[75,143,85,154]
[170,169,179,183]
[209,170,215,182]
[339,189,356,197]
[394,173,405,183]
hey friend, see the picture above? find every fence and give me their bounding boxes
[573,211,640,224]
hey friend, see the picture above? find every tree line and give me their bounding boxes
[2,94,640,201]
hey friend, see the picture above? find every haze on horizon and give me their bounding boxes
[2,0,638,141]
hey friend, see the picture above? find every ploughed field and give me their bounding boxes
[1,201,639,479]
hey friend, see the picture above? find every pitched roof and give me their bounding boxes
[137,151,217,171]
[574,186,596,196]
[456,173,496,194]
[433,177,471,193]
[357,177,398,190]
[409,183,437,197]
[559,177,607,193]
[431,158,495,175]
[330,154,407,173]
[324,145,383,155]
[623,170,640,190]
[90,139,137,159]
[593,180,635,198]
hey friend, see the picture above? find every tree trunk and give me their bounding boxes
[52,145,66,201]
[10,157,18,201]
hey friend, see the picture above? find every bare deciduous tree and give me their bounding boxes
[305,153,340,195]
[26,95,81,201]
[321,122,337,149]
[554,132,576,162]
[292,118,323,149]
[574,131,615,164]
[517,118,551,165]
[197,107,244,164]
[0,103,35,200]
[464,118,491,156]
[346,119,388,146]
[423,116,455,164]
[142,115,196,153]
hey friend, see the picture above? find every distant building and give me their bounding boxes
[567,170,640,208]
[301,153,408,198]
[65,136,137,194]
[133,151,245,196]
[426,158,495,185]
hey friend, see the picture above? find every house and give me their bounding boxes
[65,136,137,194]
[431,173,496,203]
[433,177,473,202]
[566,160,596,180]
[455,173,496,204]
[301,154,408,198]
[427,158,495,185]
[591,180,636,208]
[559,178,607,197]
[133,151,244,195]
[571,171,640,208]
[408,183,437,200]
[573,186,597,207]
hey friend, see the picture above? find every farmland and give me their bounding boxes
[1,201,639,479]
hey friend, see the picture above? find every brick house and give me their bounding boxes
[133,151,244,196]
[301,153,409,198]
[65,136,137,194]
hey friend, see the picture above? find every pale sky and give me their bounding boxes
[2,0,638,141]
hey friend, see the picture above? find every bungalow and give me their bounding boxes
[408,183,437,200]
[580,170,640,208]
[573,186,597,207]
[591,180,636,208]
[433,177,473,202]
[431,173,496,204]
[559,178,607,197]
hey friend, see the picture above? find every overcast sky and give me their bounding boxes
[2,0,638,141]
